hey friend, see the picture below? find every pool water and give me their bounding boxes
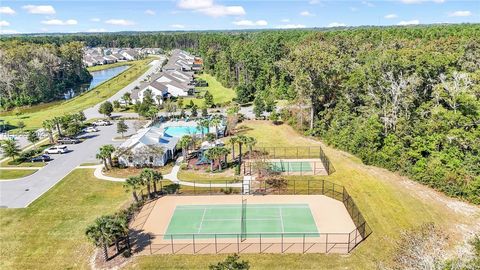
[164,126,209,137]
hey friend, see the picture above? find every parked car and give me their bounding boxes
[44,145,69,154]
[31,154,52,162]
[93,120,112,126]
[57,137,80,144]
[83,126,99,133]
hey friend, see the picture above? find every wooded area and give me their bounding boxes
[1,25,478,203]
[0,41,91,109]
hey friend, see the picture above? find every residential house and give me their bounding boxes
[132,81,168,104]
[121,49,139,60]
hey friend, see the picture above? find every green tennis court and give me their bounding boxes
[164,203,319,239]
[270,161,313,172]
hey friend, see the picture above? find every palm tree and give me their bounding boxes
[99,145,116,169]
[210,116,222,139]
[42,119,55,144]
[85,216,113,261]
[52,116,63,137]
[123,176,142,203]
[228,136,237,161]
[110,214,129,253]
[236,135,250,165]
[27,130,39,150]
[204,148,217,172]
[178,135,192,160]
[0,139,20,161]
[197,119,210,139]
[140,169,163,197]
[96,152,108,170]
[246,137,257,158]
[217,147,231,171]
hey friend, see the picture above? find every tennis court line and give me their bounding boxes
[202,218,281,221]
[197,208,207,233]
[176,205,310,210]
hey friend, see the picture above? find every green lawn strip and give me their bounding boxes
[0,169,38,180]
[87,61,131,72]
[129,120,476,269]
[190,73,236,107]
[103,164,174,179]
[0,57,154,130]
[177,167,239,183]
[0,169,129,270]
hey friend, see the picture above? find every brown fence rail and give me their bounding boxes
[133,179,371,254]
[247,146,335,175]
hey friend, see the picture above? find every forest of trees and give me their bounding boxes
[0,41,91,109]
[1,24,478,203]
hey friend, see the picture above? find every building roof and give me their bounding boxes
[119,126,180,153]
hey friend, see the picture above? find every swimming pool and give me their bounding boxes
[164,126,209,137]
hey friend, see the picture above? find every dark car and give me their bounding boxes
[31,154,52,162]
[57,137,80,144]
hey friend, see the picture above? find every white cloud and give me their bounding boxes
[361,1,375,7]
[233,20,267,26]
[328,22,346,27]
[397,19,420,25]
[0,6,16,15]
[90,18,101,22]
[0,29,20,34]
[199,5,245,17]
[0,20,10,27]
[171,24,185,28]
[385,14,398,19]
[448,11,472,17]
[178,0,213,9]
[400,0,444,3]
[22,5,55,14]
[276,24,306,29]
[309,0,320,4]
[281,18,290,23]
[87,28,106,32]
[300,11,314,16]
[350,7,358,12]
[177,0,245,17]
[105,19,135,26]
[41,19,78,26]
[145,9,156,15]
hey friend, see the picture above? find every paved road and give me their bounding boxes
[83,56,165,120]
[0,124,136,209]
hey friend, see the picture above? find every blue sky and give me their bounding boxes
[0,0,478,34]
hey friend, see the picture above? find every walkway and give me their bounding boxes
[88,156,243,188]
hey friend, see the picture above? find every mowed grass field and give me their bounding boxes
[0,169,38,180]
[0,58,154,131]
[189,73,236,107]
[0,169,129,270]
[127,121,480,269]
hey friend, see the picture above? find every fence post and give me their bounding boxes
[215,234,217,254]
[237,234,240,253]
[325,234,328,253]
[322,180,324,195]
[259,233,262,253]
[303,233,305,253]
[308,180,310,195]
[347,231,351,253]
[193,234,195,254]
[171,235,174,254]
[281,233,284,253]
[149,234,152,254]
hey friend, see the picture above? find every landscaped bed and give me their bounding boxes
[103,164,174,179]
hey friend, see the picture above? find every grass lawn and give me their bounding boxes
[0,169,37,180]
[104,164,174,178]
[0,169,129,270]
[177,167,239,183]
[190,73,236,107]
[87,61,131,72]
[0,159,47,167]
[128,120,480,269]
[0,58,154,131]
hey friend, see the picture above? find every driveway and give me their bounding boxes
[0,121,135,208]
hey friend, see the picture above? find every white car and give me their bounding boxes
[83,126,99,133]
[44,145,69,154]
[93,120,111,126]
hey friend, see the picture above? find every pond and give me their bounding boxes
[64,65,129,99]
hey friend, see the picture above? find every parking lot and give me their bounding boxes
[0,121,135,208]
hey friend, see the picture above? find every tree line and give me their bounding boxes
[0,40,91,109]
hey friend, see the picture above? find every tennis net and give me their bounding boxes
[241,198,247,241]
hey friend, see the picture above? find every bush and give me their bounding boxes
[234,164,241,175]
